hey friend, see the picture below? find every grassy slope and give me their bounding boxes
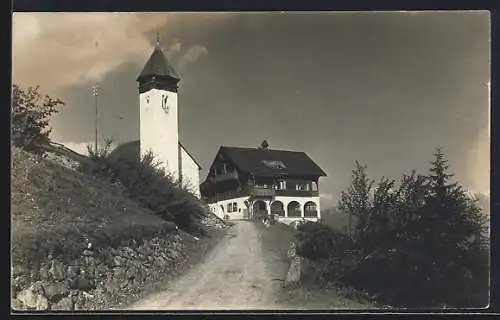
[11,147,174,265]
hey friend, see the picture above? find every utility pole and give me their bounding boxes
[91,85,100,154]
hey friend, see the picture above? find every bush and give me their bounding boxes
[296,222,353,261]
[297,148,490,308]
[79,139,208,235]
[11,85,64,153]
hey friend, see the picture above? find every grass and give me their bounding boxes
[257,221,296,271]
[278,283,382,310]
[254,220,377,309]
[11,147,175,266]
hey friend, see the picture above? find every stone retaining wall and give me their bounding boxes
[285,240,319,287]
[11,232,191,311]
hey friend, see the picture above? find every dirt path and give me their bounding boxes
[127,221,286,310]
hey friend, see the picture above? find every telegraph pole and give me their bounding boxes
[91,85,100,154]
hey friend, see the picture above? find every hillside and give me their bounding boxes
[11,147,175,265]
[11,146,228,310]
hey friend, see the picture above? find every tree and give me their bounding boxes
[420,148,489,306]
[11,85,65,153]
[337,161,374,244]
[333,149,489,307]
[393,170,429,245]
[368,176,398,250]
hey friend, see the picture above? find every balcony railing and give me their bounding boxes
[202,185,319,203]
[211,170,239,183]
[276,189,319,197]
[249,186,276,198]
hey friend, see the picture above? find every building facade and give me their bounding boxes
[200,142,327,223]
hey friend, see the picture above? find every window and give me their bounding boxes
[261,160,287,169]
[227,202,238,213]
[296,183,310,191]
[312,182,318,191]
[161,94,169,113]
[275,180,287,190]
[217,164,226,175]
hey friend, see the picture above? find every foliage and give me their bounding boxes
[79,140,208,235]
[296,222,336,260]
[338,161,374,242]
[11,84,65,153]
[11,147,173,265]
[80,137,117,178]
[298,148,489,308]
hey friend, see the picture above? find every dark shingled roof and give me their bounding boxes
[136,43,179,81]
[217,146,327,177]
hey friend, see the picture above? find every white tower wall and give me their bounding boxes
[139,88,179,180]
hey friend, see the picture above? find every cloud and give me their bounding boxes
[12,12,179,94]
[465,129,490,194]
[12,12,232,94]
[178,45,209,70]
[165,40,182,59]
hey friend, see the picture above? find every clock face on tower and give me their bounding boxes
[161,94,169,113]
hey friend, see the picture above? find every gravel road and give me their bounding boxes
[128,220,288,310]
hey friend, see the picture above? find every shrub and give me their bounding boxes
[298,148,489,308]
[79,140,208,235]
[296,222,352,261]
[11,85,64,153]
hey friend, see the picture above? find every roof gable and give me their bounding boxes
[214,146,327,177]
[179,141,203,170]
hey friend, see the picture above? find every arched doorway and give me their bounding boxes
[252,200,268,220]
[287,201,301,217]
[270,201,285,216]
[304,201,318,217]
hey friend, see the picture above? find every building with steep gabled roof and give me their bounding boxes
[200,142,327,222]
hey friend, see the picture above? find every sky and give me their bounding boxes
[12,11,490,207]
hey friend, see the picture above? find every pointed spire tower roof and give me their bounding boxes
[137,32,180,93]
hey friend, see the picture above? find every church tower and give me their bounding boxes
[137,33,180,179]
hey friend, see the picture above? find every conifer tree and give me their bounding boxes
[422,147,488,306]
